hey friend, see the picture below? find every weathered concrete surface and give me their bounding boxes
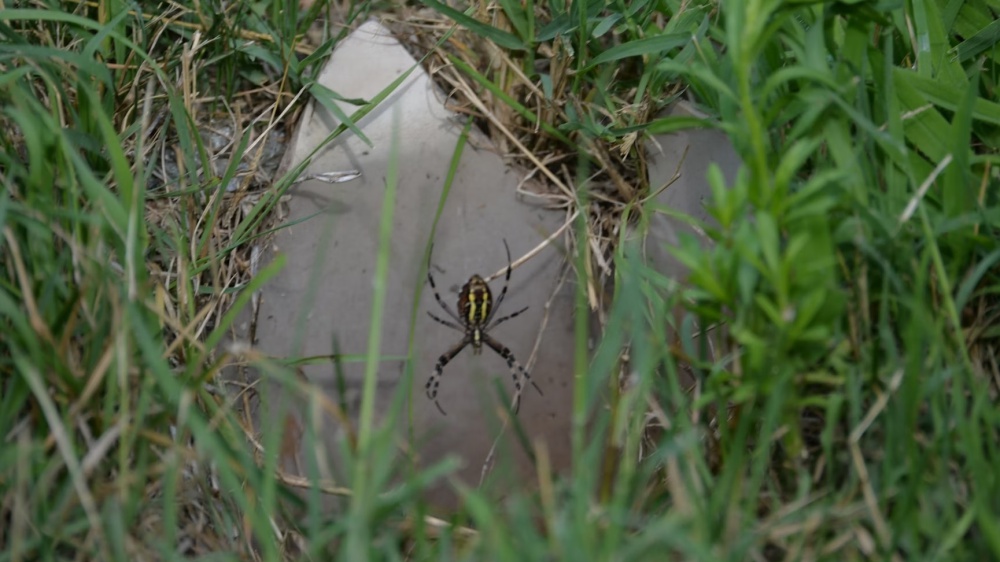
[641,100,742,368]
[642,100,741,280]
[250,20,574,509]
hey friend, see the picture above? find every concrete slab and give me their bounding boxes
[250,20,575,509]
[642,100,741,281]
[641,100,741,368]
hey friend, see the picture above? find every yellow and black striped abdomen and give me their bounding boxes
[459,275,492,351]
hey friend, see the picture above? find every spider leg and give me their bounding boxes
[427,311,463,331]
[486,239,514,325]
[427,243,462,323]
[483,333,543,403]
[487,305,528,331]
[426,336,471,416]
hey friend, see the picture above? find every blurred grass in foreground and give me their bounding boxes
[2,0,1000,561]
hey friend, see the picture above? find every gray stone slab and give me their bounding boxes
[643,100,741,281]
[641,100,742,370]
[252,20,574,509]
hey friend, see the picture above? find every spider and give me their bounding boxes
[425,239,543,415]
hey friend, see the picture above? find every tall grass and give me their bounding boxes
[0,1,368,559]
[2,0,999,560]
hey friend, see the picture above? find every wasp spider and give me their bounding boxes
[425,240,542,415]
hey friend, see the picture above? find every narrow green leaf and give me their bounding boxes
[497,0,531,42]
[910,0,966,83]
[952,18,1000,62]
[893,68,1000,127]
[942,72,977,217]
[587,32,689,67]
[591,13,622,38]
[893,70,953,163]
[200,253,287,354]
[954,249,1000,311]
[622,115,713,136]
[420,0,525,50]
[657,58,738,104]
[309,82,373,147]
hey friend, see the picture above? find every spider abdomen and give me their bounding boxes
[459,275,492,326]
[459,275,491,355]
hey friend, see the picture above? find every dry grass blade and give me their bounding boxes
[4,228,56,344]
[485,208,578,283]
